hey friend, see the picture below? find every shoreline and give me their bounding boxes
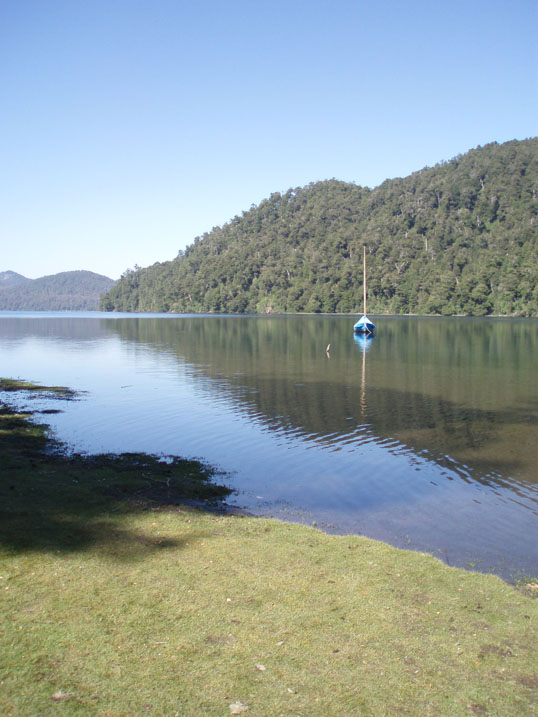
[2,379,538,714]
[2,309,538,319]
[1,377,535,585]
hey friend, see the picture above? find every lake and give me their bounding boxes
[1,312,537,581]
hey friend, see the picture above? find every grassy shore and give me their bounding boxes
[1,380,537,715]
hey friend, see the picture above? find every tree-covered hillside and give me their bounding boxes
[101,139,538,316]
[0,271,29,288]
[0,271,115,311]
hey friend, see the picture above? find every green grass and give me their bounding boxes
[1,381,537,715]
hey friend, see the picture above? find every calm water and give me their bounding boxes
[1,312,537,581]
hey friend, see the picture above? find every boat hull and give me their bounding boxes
[353,315,375,334]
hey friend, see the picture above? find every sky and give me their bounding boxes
[1,0,537,280]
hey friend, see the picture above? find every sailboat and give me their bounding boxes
[353,245,375,334]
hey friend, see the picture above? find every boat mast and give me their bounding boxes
[363,245,367,315]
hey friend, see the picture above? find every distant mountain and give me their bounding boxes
[101,138,538,317]
[0,270,115,311]
[0,270,29,287]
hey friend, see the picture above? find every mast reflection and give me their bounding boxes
[354,333,374,419]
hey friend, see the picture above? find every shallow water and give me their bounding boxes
[1,312,537,580]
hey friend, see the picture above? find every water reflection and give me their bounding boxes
[353,333,375,352]
[1,313,537,579]
[103,316,538,498]
[355,333,373,420]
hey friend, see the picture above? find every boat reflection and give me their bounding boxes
[353,333,375,352]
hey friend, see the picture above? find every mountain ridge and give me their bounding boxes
[0,271,29,287]
[0,270,115,311]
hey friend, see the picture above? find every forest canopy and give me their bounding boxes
[101,139,538,317]
[0,271,115,311]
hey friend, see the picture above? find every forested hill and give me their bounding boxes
[101,139,538,317]
[0,271,115,311]
[0,271,28,287]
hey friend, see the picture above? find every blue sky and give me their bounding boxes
[1,0,536,280]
